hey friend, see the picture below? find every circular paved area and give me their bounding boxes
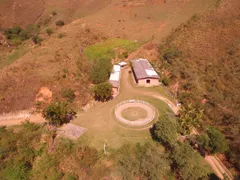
[114,100,155,127]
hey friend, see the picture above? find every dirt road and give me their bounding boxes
[0,113,45,126]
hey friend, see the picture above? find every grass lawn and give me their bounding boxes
[121,107,147,121]
[72,67,174,150]
[84,38,140,60]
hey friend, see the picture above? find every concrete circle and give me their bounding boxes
[114,100,156,127]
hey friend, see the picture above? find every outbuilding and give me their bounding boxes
[109,65,121,96]
[131,58,159,86]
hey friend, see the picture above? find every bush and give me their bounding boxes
[162,48,181,64]
[57,33,65,38]
[171,142,212,180]
[46,28,53,36]
[61,88,76,102]
[42,101,77,126]
[93,82,112,101]
[56,20,65,26]
[207,127,229,154]
[90,58,111,84]
[151,114,178,146]
[162,76,169,86]
[52,11,57,16]
[32,35,43,44]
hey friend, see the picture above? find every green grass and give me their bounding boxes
[72,68,174,150]
[84,38,140,60]
[0,45,30,69]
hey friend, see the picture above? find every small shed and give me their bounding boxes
[109,65,121,96]
[131,58,159,86]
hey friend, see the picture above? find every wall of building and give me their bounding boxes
[138,78,159,87]
[112,87,119,97]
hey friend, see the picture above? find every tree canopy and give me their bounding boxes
[171,142,212,180]
[207,127,229,154]
[92,82,112,101]
[42,101,77,127]
[151,114,178,146]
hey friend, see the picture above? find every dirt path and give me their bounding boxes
[0,113,45,126]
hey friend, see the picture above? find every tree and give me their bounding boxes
[207,127,229,154]
[92,82,112,101]
[45,28,53,36]
[56,20,65,26]
[178,103,203,135]
[151,114,178,146]
[171,142,212,180]
[42,101,77,127]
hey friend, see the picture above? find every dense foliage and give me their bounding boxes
[116,143,171,180]
[42,101,77,126]
[155,0,240,169]
[90,58,112,84]
[178,103,203,135]
[0,122,43,179]
[4,25,40,44]
[171,142,211,180]
[93,82,112,101]
[151,114,178,146]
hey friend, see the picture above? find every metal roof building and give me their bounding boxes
[131,59,159,80]
[109,65,121,88]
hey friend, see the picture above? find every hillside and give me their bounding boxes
[156,0,240,170]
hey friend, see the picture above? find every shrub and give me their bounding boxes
[90,58,111,84]
[57,33,65,38]
[61,88,76,102]
[162,76,169,86]
[46,28,53,36]
[52,11,57,16]
[162,48,181,64]
[207,127,229,154]
[19,30,29,40]
[93,82,112,101]
[171,142,212,180]
[56,20,65,27]
[42,101,77,126]
[151,114,178,146]
[32,35,43,44]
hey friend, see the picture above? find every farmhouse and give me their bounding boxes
[131,58,159,86]
[109,65,121,96]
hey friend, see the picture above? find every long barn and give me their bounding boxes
[131,58,159,86]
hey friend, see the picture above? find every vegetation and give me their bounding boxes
[32,35,43,44]
[42,101,77,126]
[61,88,76,102]
[90,58,112,84]
[56,20,65,27]
[151,114,178,146]
[52,11,57,16]
[93,82,112,101]
[156,1,240,169]
[171,142,211,180]
[178,103,203,135]
[207,127,229,154]
[84,38,139,60]
[46,28,53,36]
[85,38,139,84]
[4,25,40,44]
[162,76,169,86]
[116,143,171,180]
